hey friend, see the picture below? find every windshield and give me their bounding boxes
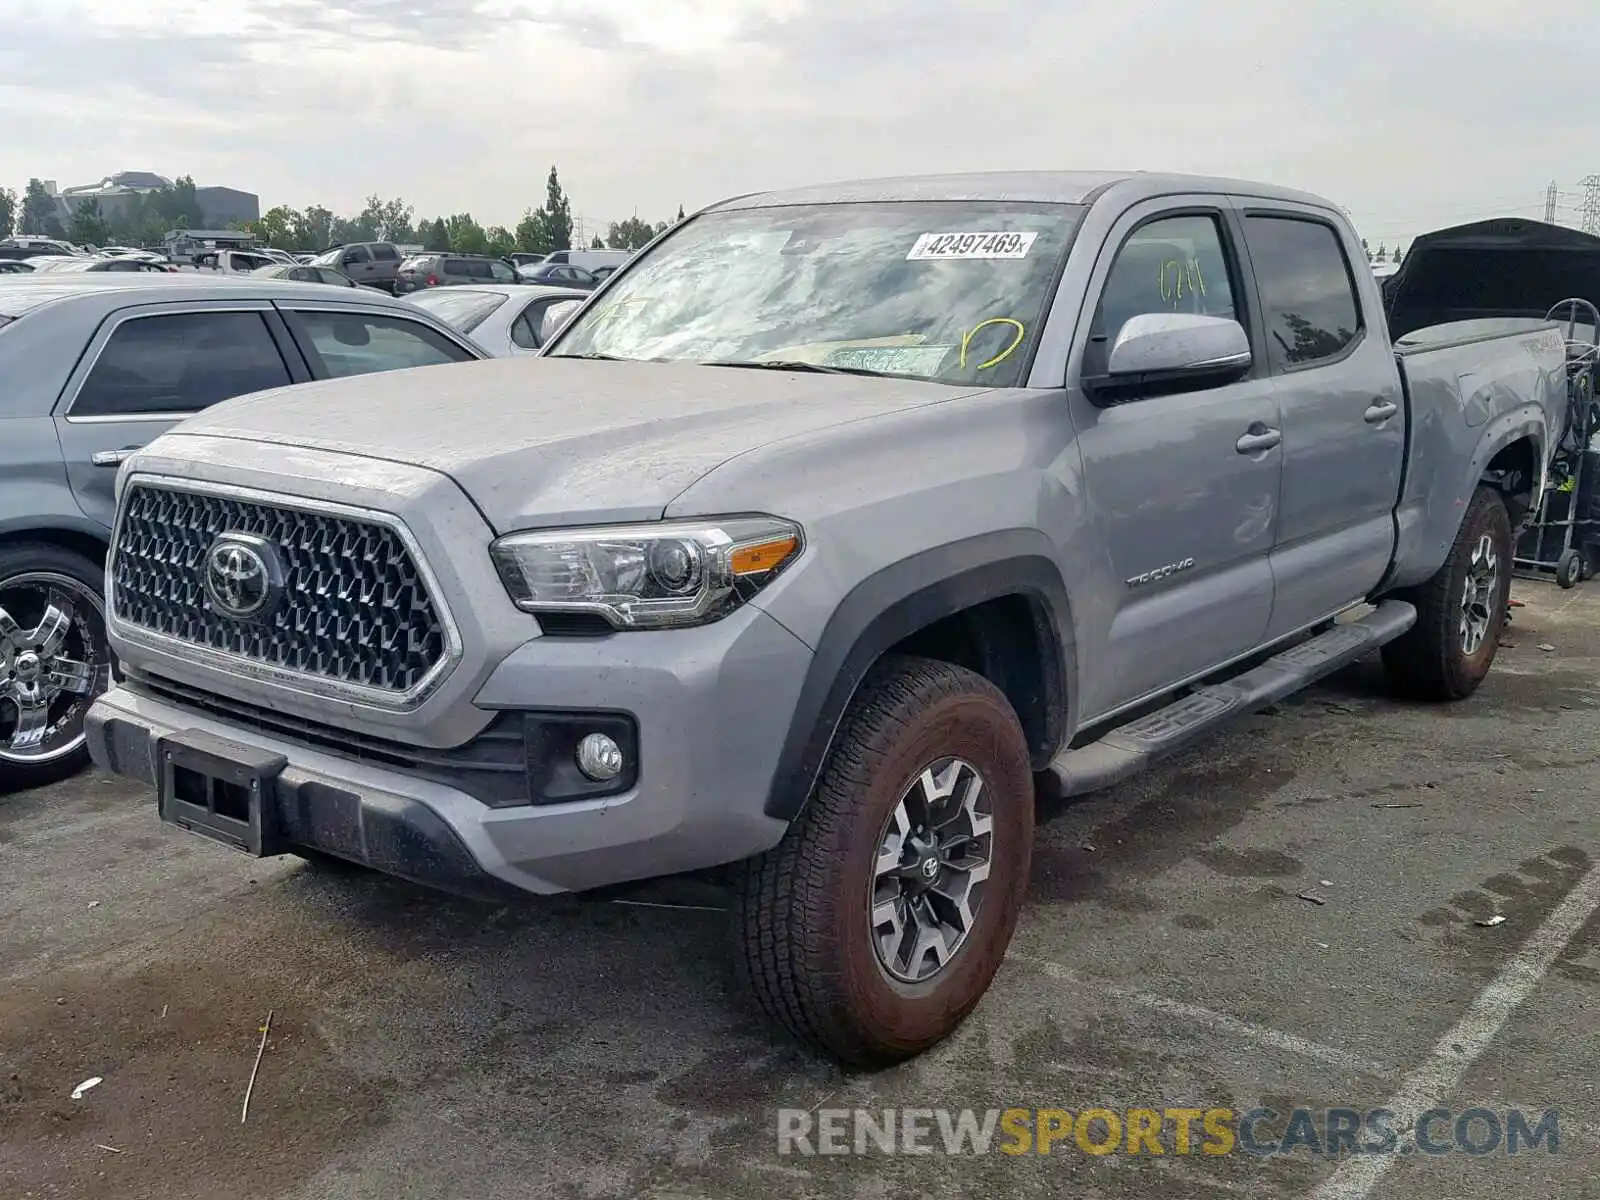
[549,200,1084,386]
[407,288,509,333]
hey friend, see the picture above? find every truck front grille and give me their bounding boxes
[110,483,448,697]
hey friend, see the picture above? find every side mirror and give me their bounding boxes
[1091,312,1251,401]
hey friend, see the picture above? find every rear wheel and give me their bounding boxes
[736,655,1035,1067]
[1381,487,1512,700]
[0,544,112,793]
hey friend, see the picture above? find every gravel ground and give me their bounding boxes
[3,580,1598,1200]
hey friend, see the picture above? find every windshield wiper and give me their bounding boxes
[700,359,883,378]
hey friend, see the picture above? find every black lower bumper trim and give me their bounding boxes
[102,714,522,903]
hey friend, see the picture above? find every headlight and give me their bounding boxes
[490,516,803,630]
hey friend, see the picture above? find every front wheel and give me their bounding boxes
[0,543,114,793]
[1381,487,1512,701]
[735,655,1035,1067]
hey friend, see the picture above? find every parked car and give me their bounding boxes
[0,238,80,261]
[24,256,174,275]
[309,242,404,293]
[515,261,600,289]
[82,171,1567,1067]
[404,283,587,355]
[252,263,367,289]
[190,249,278,274]
[395,252,519,293]
[0,273,490,791]
[543,248,632,274]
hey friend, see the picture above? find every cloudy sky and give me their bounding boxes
[2,0,1594,247]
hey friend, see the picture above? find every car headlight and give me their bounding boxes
[490,516,803,630]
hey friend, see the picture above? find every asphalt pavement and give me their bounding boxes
[3,580,1598,1200]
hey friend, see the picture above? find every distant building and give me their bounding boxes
[193,186,260,227]
[54,170,260,229]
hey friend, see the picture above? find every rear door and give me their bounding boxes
[369,243,401,290]
[1236,205,1405,638]
[1065,199,1284,717]
[340,244,374,286]
[53,302,305,529]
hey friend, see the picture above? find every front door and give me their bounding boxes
[1066,202,1283,718]
[53,303,301,530]
[1235,205,1406,638]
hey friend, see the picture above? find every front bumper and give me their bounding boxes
[87,604,811,896]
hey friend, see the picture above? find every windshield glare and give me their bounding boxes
[549,200,1084,386]
[408,288,508,333]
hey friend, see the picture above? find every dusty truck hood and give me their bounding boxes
[171,356,979,532]
[1384,216,1600,340]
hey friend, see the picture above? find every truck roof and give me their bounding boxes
[711,170,1336,212]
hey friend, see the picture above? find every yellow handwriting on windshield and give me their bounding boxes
[960,317,1026,370]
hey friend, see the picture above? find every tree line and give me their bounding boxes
[1361,238,1404,264]
[0,167,685,256]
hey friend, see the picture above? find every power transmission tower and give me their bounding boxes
[1545,180,1559,224]
[1580,176,1600,234]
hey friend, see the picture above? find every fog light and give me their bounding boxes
[575,732,624,782]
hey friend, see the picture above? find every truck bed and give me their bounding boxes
[1385,317,1569,590]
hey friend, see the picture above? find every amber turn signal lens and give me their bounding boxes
[729,535,799,576]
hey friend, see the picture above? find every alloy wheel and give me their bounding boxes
[1458,533,1499,657]
[869,757,994,984]
[0,572,110,766]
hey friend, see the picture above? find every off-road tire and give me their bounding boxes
[0,542,109,794]
[1381,486,1512,701]
[735,654,1034,1067]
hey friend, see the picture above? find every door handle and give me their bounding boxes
[1364,399,1399,424]
[91,446,142,467]
[1235,427,1281,454]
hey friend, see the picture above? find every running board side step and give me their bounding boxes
[1046,599,1416,798]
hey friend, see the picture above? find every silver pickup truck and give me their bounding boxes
[84,171,1569,1066]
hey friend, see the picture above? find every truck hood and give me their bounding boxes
[1385,217,1600,339]
[172,356,980,532]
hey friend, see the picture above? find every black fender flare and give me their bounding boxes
[763,530,1076,821]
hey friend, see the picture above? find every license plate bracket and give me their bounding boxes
[157,729,288,857]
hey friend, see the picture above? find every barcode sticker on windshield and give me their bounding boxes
[906,231,1037,261]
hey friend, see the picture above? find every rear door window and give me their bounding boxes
[284,310,478,378]
[371,244,399,262]
[1243,215,1363,371]
[71,311,294,417]
[316,268,354,287]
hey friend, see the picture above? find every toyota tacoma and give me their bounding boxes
[86,172,1569,1065]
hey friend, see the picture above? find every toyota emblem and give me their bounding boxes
[203,533,283,621]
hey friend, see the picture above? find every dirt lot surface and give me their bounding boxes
[3,581,1598,1199]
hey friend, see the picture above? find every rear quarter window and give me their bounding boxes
[285,310,479,378]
